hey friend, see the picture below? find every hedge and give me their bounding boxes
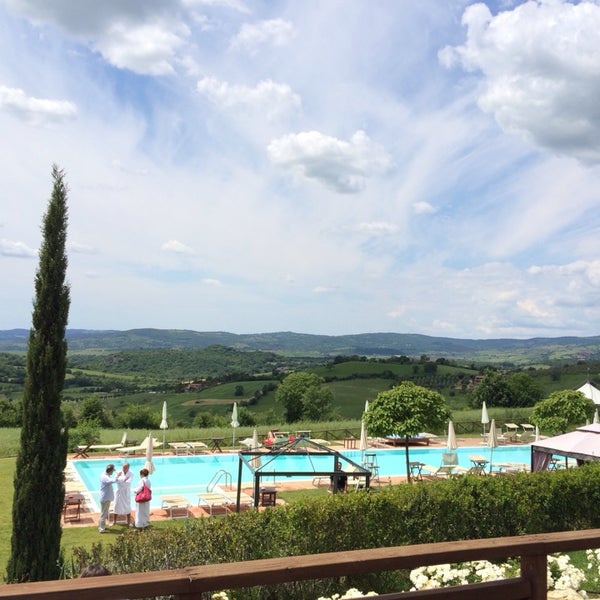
[67,463,600,598]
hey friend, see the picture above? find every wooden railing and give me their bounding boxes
[1,529,600,599]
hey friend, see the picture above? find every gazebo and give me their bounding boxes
[235,437,372,511]
[531,423,600,471]
[578,381,600,405]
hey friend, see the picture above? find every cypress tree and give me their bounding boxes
[7,165,71,582]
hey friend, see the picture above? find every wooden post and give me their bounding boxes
[521,554,547,600]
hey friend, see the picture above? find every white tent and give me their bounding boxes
[531,423,600,471]
[577,382,600,405]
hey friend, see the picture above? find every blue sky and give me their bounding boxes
[1,0,599,339]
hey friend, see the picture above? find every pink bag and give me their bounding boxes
[135,484,151,503]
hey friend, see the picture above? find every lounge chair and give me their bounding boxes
[120,436,160,456]
[168,442,192,455]
[160,495,192,519]
[83,431,129,453]
[186,441,208,454]
[196,490,232,515]
[73,439,96,459]
[421,464,455,479]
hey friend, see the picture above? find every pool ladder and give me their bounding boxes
[207,469,232,492]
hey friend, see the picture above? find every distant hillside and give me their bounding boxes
[1,328,599,365]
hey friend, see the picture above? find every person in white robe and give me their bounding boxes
[133,468,152,529]
[113,462,133,525]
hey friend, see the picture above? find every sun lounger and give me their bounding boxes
[160,495,192,519]
[120,437,160,456]
[197,491,232,515]
[83,431,129,453]
[168,442,192,455]
[421,464,455,479]
[187,441,208,454]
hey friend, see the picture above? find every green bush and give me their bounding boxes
[67,464,600,598]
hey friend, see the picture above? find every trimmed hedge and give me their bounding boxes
[68,464,600,598]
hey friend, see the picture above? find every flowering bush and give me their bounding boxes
[211,553,589,599]
[316,589,378,599]
[410,555,586,596]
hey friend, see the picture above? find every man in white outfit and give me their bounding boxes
[113,462,134,525]
[98,464,117,533]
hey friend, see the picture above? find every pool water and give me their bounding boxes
[72,445,533,511]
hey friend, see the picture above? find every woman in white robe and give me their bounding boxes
[113,462,133,525]
[133,467,152,529]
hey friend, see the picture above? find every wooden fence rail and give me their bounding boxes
[1,529,600,599]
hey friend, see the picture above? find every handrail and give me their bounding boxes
[207,469,232,492]
[2,529,600,599]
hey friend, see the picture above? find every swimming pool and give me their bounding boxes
[72,444,533,511]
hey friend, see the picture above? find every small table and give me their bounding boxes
[63,493,84,522]
[343,437,357,449]
[260,487,277,507]
[210,437,224,453]
[409,461,424,481]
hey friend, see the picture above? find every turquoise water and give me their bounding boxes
[72,445,533,511]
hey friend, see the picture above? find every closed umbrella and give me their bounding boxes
[359,419,368,462]
[481,401,490,437]
[144,432,155,475]
[488,419,498,474]
[364,400,369,413]
[594,409,599,425]
[160,401,168,449]
[447,421,457,451]
[535,425,540,442]
[231,402,239,448]
[251,427,261,469]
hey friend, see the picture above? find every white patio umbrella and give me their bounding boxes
[231,402,239,448]
[481,401,490,437]
[364,400,369,413]
[251,427,261,469]
[594,409,599,425]
[359,419,368,462]
[144,432,155,474]
[447,421,457,451]
[487,419,498,474]
[535,425,540,442]
[159,401,168,448]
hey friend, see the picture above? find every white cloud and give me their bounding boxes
[440,0,600,163]
[0,86,76,125]
[230,18,294,52]
[413,201,436,214]
[96,21,188,76]
[0,239,37,258]
[68,242,97,255]
[183,0,249,13]
[353,222,399,235]
[202,278,222,286]
[4,0,190,75]
[197,77,301,121]
[267,130,393,194]
[161,240,195,255]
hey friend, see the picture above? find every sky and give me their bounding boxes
[0,0,599,340]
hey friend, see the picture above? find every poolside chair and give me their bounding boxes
[73,439,96,459]
[168,442,192,455]
[120,436,160,456]
[160,495,192,519]
[186,441,208,454]
[85,431,129,453]
[420,464,455,479]
[441,452,459,467]
[196,490,232,516]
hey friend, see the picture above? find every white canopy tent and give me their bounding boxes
[577,382,600,405]
[531,423,600,471]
